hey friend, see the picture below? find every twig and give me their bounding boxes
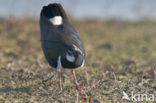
[93,72,107,90]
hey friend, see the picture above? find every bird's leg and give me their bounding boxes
[72,69,81,91]
[72,69,89,99]
[58,69,62,90]
[57,56,62,90]
[84,67,89,85]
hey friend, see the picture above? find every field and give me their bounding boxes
[0,18,156,103]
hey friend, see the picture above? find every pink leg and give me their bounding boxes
[72,69,81,91]
[72,69,89,99]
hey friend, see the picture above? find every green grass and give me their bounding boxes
[0,18,156,103]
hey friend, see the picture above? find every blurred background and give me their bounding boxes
[1,0,156,20]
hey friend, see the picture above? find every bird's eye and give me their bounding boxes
[67,50,73,55]
[67,45,74,52]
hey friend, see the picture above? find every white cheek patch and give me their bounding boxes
[49,16,62,25]
[73,45,82,54]
[66,54,75,62]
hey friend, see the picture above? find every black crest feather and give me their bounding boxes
[41,3,67,18]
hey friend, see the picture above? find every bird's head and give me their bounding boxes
[61,44,84,68]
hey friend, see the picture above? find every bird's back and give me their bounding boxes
[40,3,85,69]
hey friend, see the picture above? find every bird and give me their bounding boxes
[40,3,85,90]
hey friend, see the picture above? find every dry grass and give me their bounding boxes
[0,18,156,103]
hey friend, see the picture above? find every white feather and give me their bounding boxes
[57,56,61,72]
[66,54,75,62]
[81,54,85,67]
[81,59,84,67]
[73,45,82,54]
[49,16,62,25]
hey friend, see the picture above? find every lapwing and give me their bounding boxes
[40,3,85,90]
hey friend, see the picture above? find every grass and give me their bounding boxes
[0,17,156,103]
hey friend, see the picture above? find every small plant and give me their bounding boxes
[72,69,108,103]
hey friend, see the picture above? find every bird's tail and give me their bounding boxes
[40,3,67,19]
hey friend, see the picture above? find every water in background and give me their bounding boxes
[0,0,156,20]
